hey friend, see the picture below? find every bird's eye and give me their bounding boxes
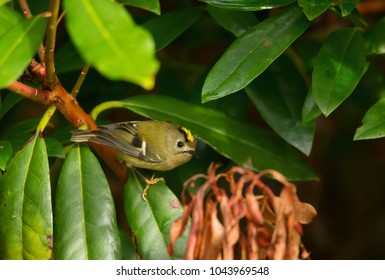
[177,141,184,148]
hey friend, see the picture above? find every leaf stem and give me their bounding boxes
[37,105,57,133]
[90,101,126,121]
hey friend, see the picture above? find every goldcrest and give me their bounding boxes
[70,120,197,171]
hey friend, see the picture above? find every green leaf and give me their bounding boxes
[45,138,65,159]
[142,7,201,51]
[201,6,309,103]
[0,16,46,89]
[63,0,159,90]
[246,56,315,155]
[338,0,359,16]
[119,95,317,180]
[119,0,160,15]
[298,0,331,20]
[0,140,12,171]
[0,5,22,36]
[0,92,23,120]
[0,134,53,259]
[119,229,137,260]
[364,17,385,55]
[3,119,39,152]
[354,98,385,140]
[302,89,322,122]
[54,144,121,259]
[0,0,12,6]
[207,5,258,37]
[312,28,367,116]
[201,0,296,11]
[124,169,188,259]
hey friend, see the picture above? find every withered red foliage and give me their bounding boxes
[168,164,317,260]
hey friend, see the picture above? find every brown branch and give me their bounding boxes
[18,0,33,18]
[7,80,128,181]
[11,0,127,182]
[50,84,128,181]
[7,81,52,105]
[71,63,91,97]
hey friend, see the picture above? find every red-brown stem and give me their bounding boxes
[7,80,128,181]
[50,84,128,181]
[7,81,52,104]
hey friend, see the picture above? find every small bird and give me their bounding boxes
[70,120,197,199]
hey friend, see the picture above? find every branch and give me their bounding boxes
[11,0,128,181]
[50,84,128,181]
[7,81,51,105]
[18,0,33,18]
[18,0,45,61]
[71,63,91,97]
[45,0,61,85]
[7,80,127,181]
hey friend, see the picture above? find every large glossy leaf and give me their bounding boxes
[246,56,315,155]
[207,5,258,37]
[118,95,316,180]
[63,0,159,90]
[201,6,309,103]
[0,5,22,36]
[0,140,12,171]
[119,230,137,260]
[201,0,296,10]
[54,144,121,259]
[0,0,12,6]
[119,0,160,15]
[0,134,53,259]
[0,16,46,89]
[142,7,201,51]
[298,0,331,20]
[354,98,385,140]
[124,169,188,259]
[312,28,367,116]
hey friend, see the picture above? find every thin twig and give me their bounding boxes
[57,11,65,25]
[18,0,32,18]
[18,0,45,62]
[71,63,91,97]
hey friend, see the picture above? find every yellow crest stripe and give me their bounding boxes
[180,127,194,143]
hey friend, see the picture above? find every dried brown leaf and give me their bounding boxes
[246,192,264,226]
[170,165,315,260]
[270,208,287,260]
[199,202,225,259]
[294,201,317,224]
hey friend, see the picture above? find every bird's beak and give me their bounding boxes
[185,150,198,158]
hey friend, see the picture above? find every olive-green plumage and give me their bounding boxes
[70,120,196,171]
